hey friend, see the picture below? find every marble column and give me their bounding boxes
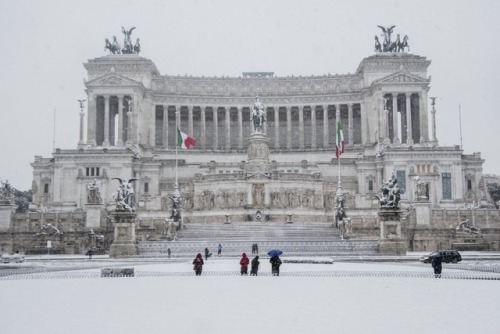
[392,94,400,145]
[323,105,329,148]
[420,91,430,143]
[117,95,124,146]
[360,102,367,145]
[348,103,354,146]
[286,106,292,149]
[431,99,438,144]
[299,106,304,149]
[274,106,280,148]
[188,105,194,136]
[103,95,110,147]
[213,107,218,149]
[125,98,133,146]
[201,106,206,149]
[382,97,390,144]
[406,93,413,145]
[311,105,317,149]
[163,105,169,148]
[86,94,96,146]
[237,106,243,149]
[78,104,85,148]
[225,107,231,150]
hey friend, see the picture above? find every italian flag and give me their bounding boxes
[335,122,344,158]
[177,128,196,149]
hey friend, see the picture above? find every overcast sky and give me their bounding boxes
[1,0,499,190]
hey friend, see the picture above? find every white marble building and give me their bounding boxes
[30,51,487,224]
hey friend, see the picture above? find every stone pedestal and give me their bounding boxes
[378,208,407,255]
[109,212,138,258]
[85,204,104,228]
[414,201,431,226]
[246,132,271,173]
[0,204,16,232]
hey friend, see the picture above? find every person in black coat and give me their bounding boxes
[270,255,282,276]
[431,254,443,278]
[250,256,260,276]
[193,253,204,276]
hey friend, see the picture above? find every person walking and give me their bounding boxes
[218,243,222,256]
[193,253,204,276]
[205,247,212,260]
[270,255,282,276]
[240,253,250,275]
[167,248,171,259]
[250,255,260,276]
[255,243,259,254]
[431,254,443,278]
[86,248,93,260]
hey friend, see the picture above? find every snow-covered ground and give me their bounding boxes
[1,258,499,334]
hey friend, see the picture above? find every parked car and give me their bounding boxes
[420,250,462,264]
[1,252,25,264]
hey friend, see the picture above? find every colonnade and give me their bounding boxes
[381,92,429,145]
[156,103,363,150]
[84,94,430,149]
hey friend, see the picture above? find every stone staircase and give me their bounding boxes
[137,221,379,257]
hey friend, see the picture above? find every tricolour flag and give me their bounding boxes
[335,122,344,158]
[177,128,196,149]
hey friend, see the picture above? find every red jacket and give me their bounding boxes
[240,253,249,268]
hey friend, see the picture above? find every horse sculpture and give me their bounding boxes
[121,26,136,54]
[252,96,266,132]
[105,37,121,54]
[398,35,409,52]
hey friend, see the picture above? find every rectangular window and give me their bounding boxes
[44,184,49,193]
[368,180,373,191]
[442,173,452,200]
[396,170,406,193]
[144,182,149,193]
[467,179,472,190]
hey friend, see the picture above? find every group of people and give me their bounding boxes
[192,252,282,276]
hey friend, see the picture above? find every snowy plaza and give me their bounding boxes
[1,255,500,334]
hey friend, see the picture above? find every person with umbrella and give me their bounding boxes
[193,253,204,276]
[431,253,443,278]
[250,255,260,276]
[268,250,283,276]
[240,253,249,275]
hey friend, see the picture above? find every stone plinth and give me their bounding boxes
[246,132,271,173]
[414,201,431,226]
[378,208,407,255]
[109,212,138,258]
[85,204,104,228]
[0,204,16,231]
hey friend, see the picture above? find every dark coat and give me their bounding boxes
[431,256,442,274]
[270,255,282,274]
[193,254,204,275]
[251,256,260,275]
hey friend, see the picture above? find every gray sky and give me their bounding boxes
[1,0,499,190]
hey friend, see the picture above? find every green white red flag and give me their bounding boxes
[177,128,196,149]
[335,122,344,158]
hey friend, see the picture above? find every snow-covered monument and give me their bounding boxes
[1,26,499,255]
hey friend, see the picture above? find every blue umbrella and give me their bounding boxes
[267,249,283,257]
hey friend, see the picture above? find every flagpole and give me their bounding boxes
[175,108,179,190]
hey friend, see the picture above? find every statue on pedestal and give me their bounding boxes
[121,26,136,54]
[414,176,428,200]
[252,96,266,133]
[112,178,138,212]
[87,179,102,204]
[0,179,15,205]
[375,173,401,208]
